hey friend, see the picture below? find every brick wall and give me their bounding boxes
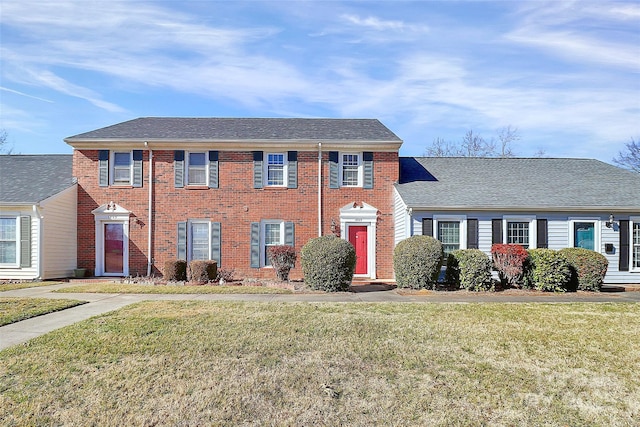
[74,149,399,280]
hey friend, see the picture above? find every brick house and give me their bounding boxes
[65,118,403,280]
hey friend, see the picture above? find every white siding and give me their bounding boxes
[40,184,77,279]
[404,210,640,285]
[0,206,39,280]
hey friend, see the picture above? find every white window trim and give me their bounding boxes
[187,220,211,261]
[339,152,363,187]
[434,215,467,252]
[264,153,288,187]
[631,216,640,273]
[503,215,537,248]
[261,220,285,267]
[110,151,133,186]
[0,215,20,268]
[186,151,209,186]
[568,217,602,253]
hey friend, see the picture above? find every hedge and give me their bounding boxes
[446,249,493,291]
[300,235,355,292]
[524,249,571,292]
[164,260,187,282]
[560,248,609,291]
[189,260,218,284]
[393,235,443,289]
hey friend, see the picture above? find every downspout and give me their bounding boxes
[318,142,322,236]
[145,142,153,277]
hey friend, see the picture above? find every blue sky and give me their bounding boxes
[1,0,638,162]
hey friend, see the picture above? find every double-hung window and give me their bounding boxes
[190,221,210,261]
[177,220,221,265]
[250,221,295,268]
[264,222,283,266]
[340,153,361,187]
[266,153,285,186]
[0,217,18,265]
[503,216,536,249]
[187,152,207,186]
[633,221,640,271]
[112,152,132,185]
[438,221,460,256]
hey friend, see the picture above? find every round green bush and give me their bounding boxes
[559,248,608,291]
[525,249,572,292]
[393,235,443,289]
[446,249,493,291]
[300,235,356,292]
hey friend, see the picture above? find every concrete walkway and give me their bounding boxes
[2,283,639,351]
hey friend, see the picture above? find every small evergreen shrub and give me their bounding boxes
[267,245,297,281]
[524,249,571,292]
[491,244,529,288]
[215,268,236,284]
[164,260,187,282]
[446,249,493,291]
[301,235,356,292]
[560,248,609,291]
[189,260,217,284]
[393,235,443,289]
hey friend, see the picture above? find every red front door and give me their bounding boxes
[349,226,368,275]
[104,223,124,274]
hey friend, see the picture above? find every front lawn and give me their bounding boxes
[0,298,87,326]
[1,302,638,425]
[54,283,292,294]
[0,281,60,292]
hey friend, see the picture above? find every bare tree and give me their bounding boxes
[424,137,461,157]
[613,138,640,173]
[0,129,13,154]
[496,125,519,158]
[424,126,521,158]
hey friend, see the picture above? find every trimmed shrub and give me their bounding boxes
[524,249,571,292]
[446,249,493,291]
[491,244,529,288]
[215,268,235,284]
[393,235,443,289]
[301,235,356,292]
[267,245,297,281]
[164,260,187,282]
[189,260,217,284]
[560,248,609,291]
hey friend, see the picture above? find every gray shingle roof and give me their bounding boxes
[396,157,640,211]
[0,155,75,204]
[65,117,402,142]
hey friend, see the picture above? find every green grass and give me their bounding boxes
[0,281,60,292]
[1,302,638,426]
[54,283,292,294]
[0,298,86,326]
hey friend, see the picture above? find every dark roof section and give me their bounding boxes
[0,155,75,204]
[65,117,402,142]
[396,157,640,210]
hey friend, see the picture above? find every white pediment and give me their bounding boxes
[92,201,131,217]
[340,201,378,220]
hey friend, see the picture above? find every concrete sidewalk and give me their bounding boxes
[2,283,639,351]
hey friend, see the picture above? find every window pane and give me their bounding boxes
[191,223,209,261]
[0,218,17,240]
[113,152,130,167]
[0,242,17,264]
[633,223,640,269]
[438,221,460,255]
[342,154,360,186]
[267,154,284,186]
[113,167,131,183]
[264,223,282,266]
[189,153,206,166]
[188,169,206,185]
[507,222,529,248]
[574,222,595,251]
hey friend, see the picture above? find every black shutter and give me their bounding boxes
[98,150,109,187]
[174,150,185,188]
[20,216,31,268]
[363,151,374,189]
[492,219,503,244]
[208,151,219,189]
[287,151,298,189]
[132,150,143,187]
[210,222,221,265]
[329,151,339,189]
[619,220,630,272]
[177,221,187,260]
[467,219,479,249]
[253,151,263,189]
[250,222,261,267]
[422,218,433,237]
[537,219,548,248]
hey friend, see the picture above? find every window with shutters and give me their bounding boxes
[265,153,286,187]
[187,152,208,186]
[504,216,536,249]
[178,220,221,265]
[433,215,466,256]
[632,218,640,271]
[263,222,283,266]
[340,153,362,187]
[189,221,210,261]
[112,152,132,185]
[0,217,18,266]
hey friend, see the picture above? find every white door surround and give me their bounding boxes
[339,201,378,279]
[92,202,131,276]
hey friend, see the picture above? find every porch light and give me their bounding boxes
[605,214,618,229]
